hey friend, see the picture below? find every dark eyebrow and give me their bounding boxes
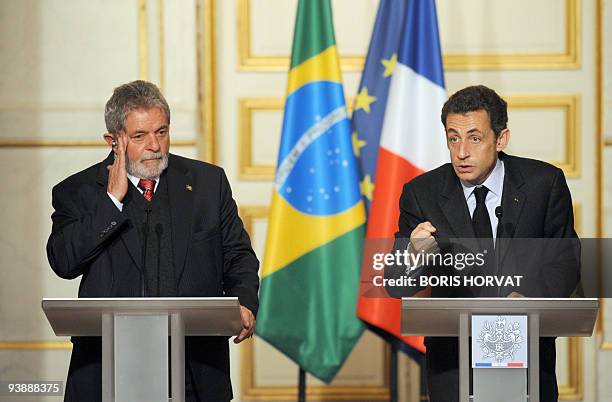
[446,128,459,134]
[467,128,481,134]
[130,125,168,135]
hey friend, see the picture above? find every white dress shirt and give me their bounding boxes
[460,158,505,243]
[107,173,160,211]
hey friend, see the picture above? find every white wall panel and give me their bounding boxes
[250,0,378,57]
[0,0,139,140]
[438,0,566,53]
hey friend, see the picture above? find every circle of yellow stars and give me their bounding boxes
[352,53,398,201]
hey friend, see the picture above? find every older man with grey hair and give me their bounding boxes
[47,80,260,402]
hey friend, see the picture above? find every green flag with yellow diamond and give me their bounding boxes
[255,0,366,383]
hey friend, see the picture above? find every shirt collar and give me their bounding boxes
[460,157,505,200]
[127,173,160,189]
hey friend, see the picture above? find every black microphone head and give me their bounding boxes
[155,223,163,235]
[495,206,503,219]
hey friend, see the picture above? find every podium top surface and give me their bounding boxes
[401,298,599,337]
[42,297,242,337]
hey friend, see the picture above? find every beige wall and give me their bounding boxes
[600,0,612,398]
[0,0,610,401]
[0,1,200,401]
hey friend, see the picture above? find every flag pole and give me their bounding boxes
[420,353,428,400]
[298,367,306,402]
[390,343,398,402]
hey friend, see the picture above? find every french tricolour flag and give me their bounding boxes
[354,0,448,354]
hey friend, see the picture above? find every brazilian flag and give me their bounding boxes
[255,0,366,384]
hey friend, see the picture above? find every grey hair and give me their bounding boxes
[104,80,170,134]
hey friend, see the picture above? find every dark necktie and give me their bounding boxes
[138,179,156,202]
[472,186,492,239]
[472,185,496,279]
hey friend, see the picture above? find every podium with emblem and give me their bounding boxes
[401,298,598,402]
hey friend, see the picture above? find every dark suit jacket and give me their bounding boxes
[47,153,260,402]
[387,152,580,370]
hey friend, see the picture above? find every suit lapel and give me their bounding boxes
[166,155,194,282]
[498,153,527,265]
[96,153,143,272]
[438,166,475,238]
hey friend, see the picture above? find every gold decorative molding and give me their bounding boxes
[239,205,270,235]
[0,139,196,147]
[238,206,390,400]
[139,0,164,88]
[196,0,217,163]
[444,0,580,70]
[138,0,149,80]
[0,341,72,350]
[594,0,611,352]
[158,0,165,92]
[558,337,583,400]
[238,98,284,180]
[600,299,612,350]
[507,95,581,178]
[236,0,363,72]
[573,204,582,237]
[595,0,603,239]
[237,0,580,71]
[0,103,101,111]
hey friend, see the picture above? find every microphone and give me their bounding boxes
[141,208,152,297]
[495,206,503,238]
[155,224,163,296]
[495,206,503,219]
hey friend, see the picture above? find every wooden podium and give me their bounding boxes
[401,298,598,402]
[42,297,242,402]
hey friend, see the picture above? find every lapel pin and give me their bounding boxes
[186,184,193,191]
[513,197,519,203]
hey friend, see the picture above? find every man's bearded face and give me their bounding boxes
[121,107,170,180]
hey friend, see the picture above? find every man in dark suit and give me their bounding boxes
[388,85,579,402]
[47,80,259,402]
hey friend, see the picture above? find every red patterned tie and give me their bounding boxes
[137,179,156,202]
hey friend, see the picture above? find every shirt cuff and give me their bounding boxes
[405,241,426,275]
[107,192,123,212]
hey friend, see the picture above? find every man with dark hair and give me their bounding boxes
[393,85,579,401]
[47,80,259,402]
[441,84,509,138]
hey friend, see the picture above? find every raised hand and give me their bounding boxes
[106,134,129,202]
